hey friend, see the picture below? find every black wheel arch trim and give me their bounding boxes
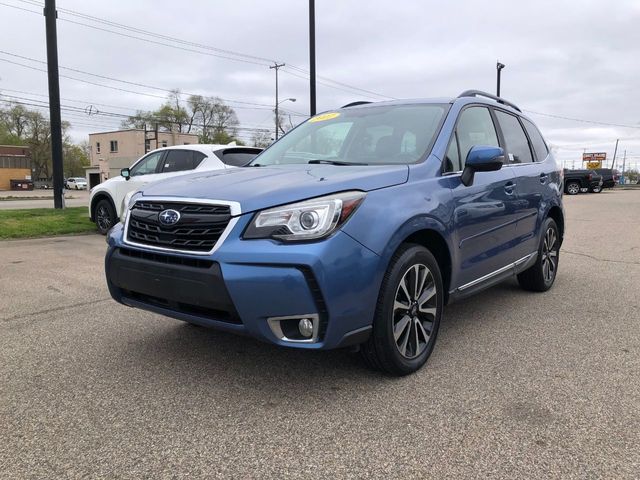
[90,191,117,222]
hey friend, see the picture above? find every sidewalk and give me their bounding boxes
[0,189,82,200]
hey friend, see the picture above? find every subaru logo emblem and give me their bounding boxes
[158,209,180,226]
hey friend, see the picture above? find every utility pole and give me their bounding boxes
[496,61,505,97]
[611,138,619,169]
[44,0,64,209]
[270,62,285,140]
[309,0,317,116]
[621,150,627,183]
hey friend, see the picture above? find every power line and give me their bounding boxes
[2,0,395,101]
[13,0,277,65]
[0,50,278,108]
[525,110,640,130]
[1,97,272,133]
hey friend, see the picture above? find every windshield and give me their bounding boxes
[251,103,446,166]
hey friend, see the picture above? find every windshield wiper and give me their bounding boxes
[308,159,368,166]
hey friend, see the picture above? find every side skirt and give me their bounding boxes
[447,252,538,304]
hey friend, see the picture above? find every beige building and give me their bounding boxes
[85,129,198,188]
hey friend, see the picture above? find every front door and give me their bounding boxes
[444,105,520,288]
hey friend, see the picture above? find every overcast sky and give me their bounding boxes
[1,0,639,169]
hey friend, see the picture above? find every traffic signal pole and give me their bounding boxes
[44,0,64,209]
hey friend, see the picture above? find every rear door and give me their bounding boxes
[494,111,550,260]
[157,149,207,178]
[446,105,519,288]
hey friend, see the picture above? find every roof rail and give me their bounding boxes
[457,90,521,112]
[341,101,372,108]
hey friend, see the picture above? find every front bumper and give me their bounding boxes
[105,217,382,350]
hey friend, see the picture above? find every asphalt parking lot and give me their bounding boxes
[1,190,639,478]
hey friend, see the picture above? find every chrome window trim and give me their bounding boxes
[458,252,536,291]
[122,196,242,256]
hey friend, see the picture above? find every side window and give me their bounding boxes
[220,150,259,167]
[130,151,163,176]
[162,150,198,173]
[521,118,549,161]
[455,107,500,170]
[192,152,206,168]
[495,111,533,164]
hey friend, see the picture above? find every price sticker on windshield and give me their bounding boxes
[309,112,341,123]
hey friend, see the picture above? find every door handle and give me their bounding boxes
[504,181,516,194]
[540,173,548,184]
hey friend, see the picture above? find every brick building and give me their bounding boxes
[0,145,32,190]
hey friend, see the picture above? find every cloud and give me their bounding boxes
[1,0,638,168]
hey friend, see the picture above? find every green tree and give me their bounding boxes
[121,91,241,143]
[63,143,90,177]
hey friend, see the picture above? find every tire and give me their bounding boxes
[590,185,602,193]
[360,244,444,376]
[517,218,560,292]
[94,199,117,235]
[565,182,580,195]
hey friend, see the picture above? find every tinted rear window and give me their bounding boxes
[220,151,260,167]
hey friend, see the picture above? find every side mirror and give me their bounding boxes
[120,168,131,181]
[461,146,504,186]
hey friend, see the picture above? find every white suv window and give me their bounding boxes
[130,151,163,176]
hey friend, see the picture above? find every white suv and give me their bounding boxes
[89,144,262,234]
[66,177,88,190]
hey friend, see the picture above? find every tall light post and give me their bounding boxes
[496,61,505,97]
[309,0,316,116]
[275,98,296,140]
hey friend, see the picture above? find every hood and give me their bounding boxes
[140,164,408,214]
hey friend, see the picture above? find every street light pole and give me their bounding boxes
[44,0,64,209]
[274,98,296,140]
[611,138,619,169]
[496,62,505,97]
[309,0,316,116]
[270,62,285,140]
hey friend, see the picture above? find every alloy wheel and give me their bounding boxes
[567,183,579,195]
[542,227,558,283]
[96,205,113,232]
[392,264,438,359]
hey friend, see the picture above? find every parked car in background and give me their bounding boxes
[563,169,603,194]
[594,168,619,189]
[105,90,564,376]
[66,177,87,190]
[89,144,262,234]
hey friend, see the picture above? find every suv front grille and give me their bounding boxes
[126,200,232,253]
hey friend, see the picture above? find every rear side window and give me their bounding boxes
[521,118,549,161]
[219,150,260,167]
[162,150,206,173]
[446,106,499,172]
[495,111,533,164]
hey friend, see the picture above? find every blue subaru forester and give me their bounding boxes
[105,90,564,375]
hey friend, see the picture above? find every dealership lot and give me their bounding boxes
[1,191,638,478]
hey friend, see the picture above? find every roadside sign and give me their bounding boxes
[583,152,606,169]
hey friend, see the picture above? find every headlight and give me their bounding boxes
[243,191,366,241]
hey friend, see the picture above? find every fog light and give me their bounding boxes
[298,318,314,338]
